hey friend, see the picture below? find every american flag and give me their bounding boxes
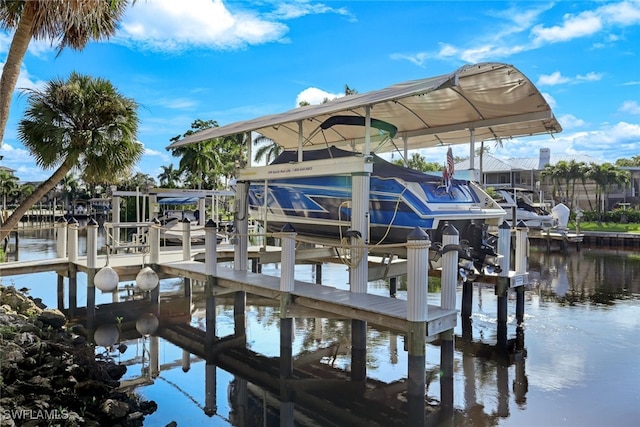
[443,146,454,193]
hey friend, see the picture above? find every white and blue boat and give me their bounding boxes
[248,143,505,247]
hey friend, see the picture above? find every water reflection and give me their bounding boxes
[3,229,640,426]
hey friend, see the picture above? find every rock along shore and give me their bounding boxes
[0,285,157,426]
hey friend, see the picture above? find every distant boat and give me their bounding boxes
[159,218,223,245]
[495,188,569,230]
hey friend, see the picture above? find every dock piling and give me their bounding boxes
[515,221,529,324]
[406,227,431,427]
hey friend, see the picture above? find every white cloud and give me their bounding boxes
[117,0,288,52]
[143,146,171,163]
[619,101,640,115]
[531,11,602,44]
[116,0,353,53]
[576,72,603,82]
[295,87,343,106]
[268,2,354,21]
[389,52,429,67]
[396,2,640,66]
[537,71,602,86]
[599,1,640,26]
[559,114,586,129]
[537,71,570,86]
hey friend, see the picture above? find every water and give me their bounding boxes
[2,227,639,426]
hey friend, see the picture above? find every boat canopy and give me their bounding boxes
[168,62,561,154]
[272,146,453,184]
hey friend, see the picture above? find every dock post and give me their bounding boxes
[149,219,161,304]
[56,217,68,258]
[56,217,68,310]
[234,181,249,271]
[389,276,397,297]
[86,218,99,335]
[406,227,430,427]
[514,221,529,324]
[279,224,296,300]
[181,218,192,298]
[204,220,219,348]
[112,194,121,251]
[68,218,79,317]
[205,219,218,276]
[440,223,458,416]
[350,171,370,294]
[181,218,191,260]
[497,221,511,349]
[279,223,295,425]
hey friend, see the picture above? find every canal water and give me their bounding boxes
[2,227,639,426]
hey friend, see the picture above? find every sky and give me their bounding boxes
[0,0,639,183]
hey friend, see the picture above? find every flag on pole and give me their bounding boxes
[443,146,454,193]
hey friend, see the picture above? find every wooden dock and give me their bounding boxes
[0,244,456,337]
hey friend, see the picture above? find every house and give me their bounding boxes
[456,148,637,211]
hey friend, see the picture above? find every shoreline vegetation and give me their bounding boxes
[570,221,640,233]
[0,285,158,427]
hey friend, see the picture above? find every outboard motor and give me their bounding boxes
[461,221,501,278]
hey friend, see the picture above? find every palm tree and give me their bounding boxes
[540,164,561,203]
[0,0,130,148]
[175,140,219,189]
[158,164,181,188]
[60,173,80,213]
[578,163,594,211]
[0,169,18,211]
[170,119,240,190]
[0,72,142,241]
[253,134,281,165]
[586,163,629,219]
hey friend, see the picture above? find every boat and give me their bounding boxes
[494,188,570,230]
[158,217,223,245]
[246,116,507,272]
[168,62,563,273]
[249,143,506,241]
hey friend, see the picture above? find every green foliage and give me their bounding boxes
[392,152,441,172]
[580,208,640,224]
[169,119,246,190]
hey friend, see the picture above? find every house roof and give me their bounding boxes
[168,62,561,154]
[456,152,601,173]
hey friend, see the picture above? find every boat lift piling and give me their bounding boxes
[515,221,529,324]
[440,223,458,416]
[86,218,99,336]
[406,227,430,427]
[497,221,512,348]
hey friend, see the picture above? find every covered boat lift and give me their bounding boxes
[168,61,562,293]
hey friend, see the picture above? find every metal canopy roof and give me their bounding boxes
[168,62,561,153]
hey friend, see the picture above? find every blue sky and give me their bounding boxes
[1,0,639,183]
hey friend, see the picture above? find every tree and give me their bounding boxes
[253,134,281,165]
[158,164,182,188]
[118,172,156,192]
[170,119,246,190]
[615,156,640,167]
[0,0,130,148]
[60,173,80,213]
[0,72,142,241]
[586,163,630,219]
[392,152,441,172]
[0,169,18,210]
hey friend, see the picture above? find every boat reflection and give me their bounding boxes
[67,282,529,427]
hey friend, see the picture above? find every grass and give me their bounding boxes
[569,221,640,233]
